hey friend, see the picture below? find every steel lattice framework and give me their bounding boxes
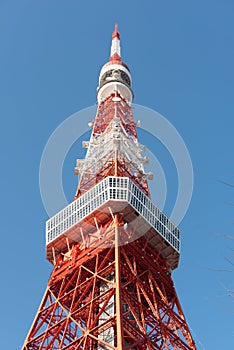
[22,25,196,350]
[74,92,149,199]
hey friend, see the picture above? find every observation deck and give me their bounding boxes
[46,176,180,269]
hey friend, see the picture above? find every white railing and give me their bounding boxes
[46,177,180,253]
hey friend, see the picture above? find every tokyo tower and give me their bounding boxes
[22,25,196,349]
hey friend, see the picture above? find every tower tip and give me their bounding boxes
[110,23,121,60]
[112,23,120,40]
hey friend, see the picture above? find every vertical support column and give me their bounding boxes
[114,150,118,176]
[114,100,118,178]
[114,216,123,349]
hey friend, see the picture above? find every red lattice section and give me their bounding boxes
[23,218,196,350]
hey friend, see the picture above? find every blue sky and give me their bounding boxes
[0,1,233,349]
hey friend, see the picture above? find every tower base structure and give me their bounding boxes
[23,216,195,350]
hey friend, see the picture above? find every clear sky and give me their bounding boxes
[0,1,233,349]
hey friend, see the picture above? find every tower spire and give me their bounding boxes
[110,23,121,60]
[97,24,133,103]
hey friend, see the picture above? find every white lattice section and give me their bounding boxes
[75,117,150,178]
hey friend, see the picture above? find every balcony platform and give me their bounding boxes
[46,177,180,269]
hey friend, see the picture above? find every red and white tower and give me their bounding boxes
[22,25,196,350]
